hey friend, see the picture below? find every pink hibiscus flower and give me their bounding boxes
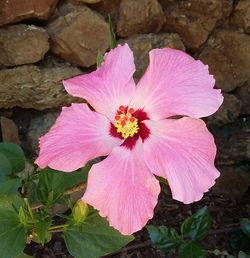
[36,44,223,235]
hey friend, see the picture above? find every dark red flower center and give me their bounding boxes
[110,106,150,150]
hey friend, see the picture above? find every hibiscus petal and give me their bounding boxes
[82,140,160,235]
[35,104,123,172]
[130,48,223,120]
[63,44,136,121]
[143,118,220,204]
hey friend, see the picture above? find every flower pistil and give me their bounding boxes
[114,105,139,139]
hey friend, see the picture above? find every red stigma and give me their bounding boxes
[121,120,126,126]
[128,108,134,114]
[119,105,125,112]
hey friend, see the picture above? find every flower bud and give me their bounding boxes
[72,200,89,225]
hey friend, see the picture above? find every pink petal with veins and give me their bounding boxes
[64,44,136,121]
[143,117,220,204]
[35,104,123,172]
[82,140,160,235]
[130,48,223,120]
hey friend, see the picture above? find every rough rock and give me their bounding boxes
[234,82,250,115]
[213,166,250,197]
[121,33,185,80]
[47,3,109,67]
[0,110,13,118]
[77,0,101,2]
[0,117,20,144]
[207,94,241,125]
[0,58,82,110]
[199,30,250,92]
[86,0,121,22]
[0,25,49,67]
[231,0,250,34]
[26,111,60,154]
[215,123,250,165]
[0,0,58,26]
[116,0,164,38]
[159,0,232,48]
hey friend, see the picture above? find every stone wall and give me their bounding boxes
[0,0,249,195]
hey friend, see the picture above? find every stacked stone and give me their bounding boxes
[0,0,249,195]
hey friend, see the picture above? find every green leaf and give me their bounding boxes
[0,142,25,174]
[230,228,250,251]
[181,206,212,241]
[62,164,91,190]
[147,225,181,251]
[36,169,65,205]
[0,195,26,258]
[241,218,250,238]
[179,242,206,258]
[64,213,134,258]
[16,254,35,258]
[16,253,35,258]
[108,15,117,49]
[0,153,21,194]
[96,49,104,67]
[19,206,29,226]
[0,194,24,210]
[34,218,52,245]
[36,166,90,205]
[0,176,21,194]
[0,153,12,179]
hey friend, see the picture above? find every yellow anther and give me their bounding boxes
[114,109,139,139]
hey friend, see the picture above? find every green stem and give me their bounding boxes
[27,220,40,224]
[49,229,64,233]
[49,224,68,231]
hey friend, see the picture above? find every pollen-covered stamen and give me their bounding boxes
[114,106,139,139]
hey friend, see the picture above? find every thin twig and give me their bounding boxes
[31,203,44,210]
[64,182,86,195]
